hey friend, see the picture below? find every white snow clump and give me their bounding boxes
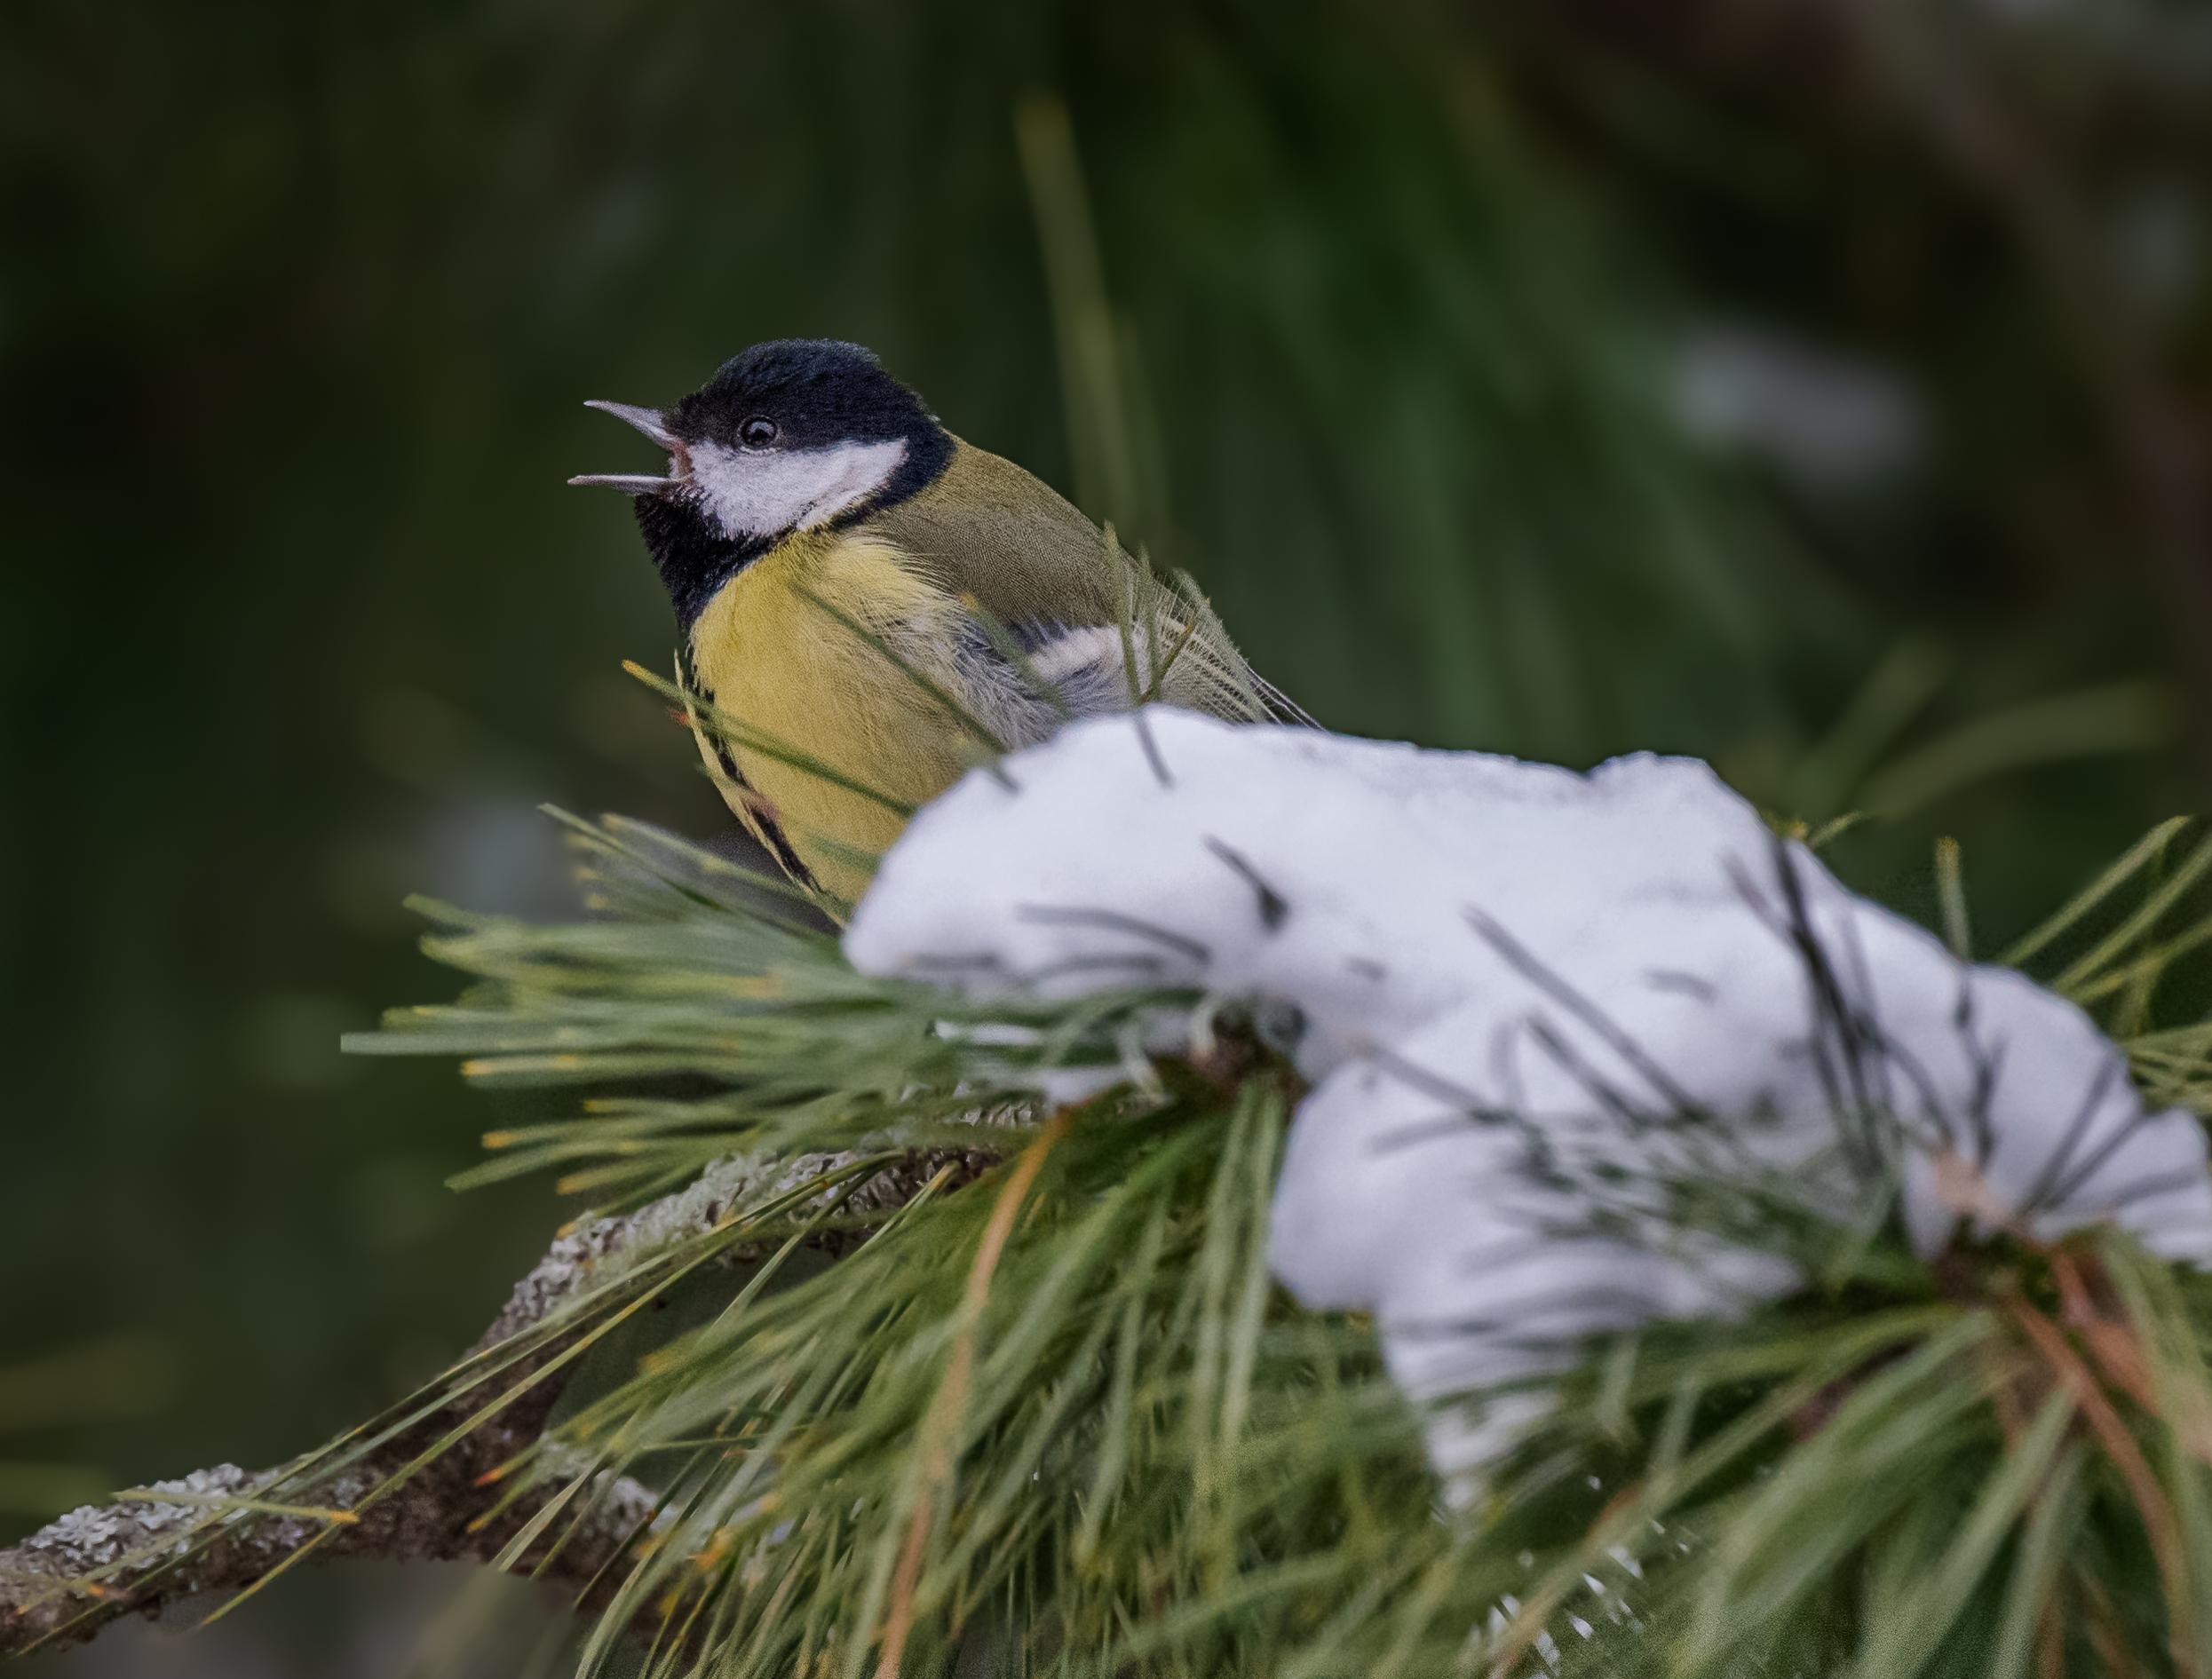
[844,709,2212,1483]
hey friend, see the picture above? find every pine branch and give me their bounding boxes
[0,1317,632,1654]
[472,1146,996,1353]
[0,1147,990,1656]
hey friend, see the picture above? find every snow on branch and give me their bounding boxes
[846,708,2212,1482]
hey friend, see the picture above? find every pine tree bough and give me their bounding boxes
[0,1148,979,1656]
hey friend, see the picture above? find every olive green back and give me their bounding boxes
[865,439,1122,630]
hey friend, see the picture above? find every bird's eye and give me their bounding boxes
[741,417,778,448]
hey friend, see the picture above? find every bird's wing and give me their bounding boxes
[862,440,1121,628]
[949,612,1294,748]
[866,439,1305,738]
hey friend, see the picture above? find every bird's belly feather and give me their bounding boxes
[685,527,973,900]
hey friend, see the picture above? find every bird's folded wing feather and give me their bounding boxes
[865,438,1298,737]
[863,440,1122,628]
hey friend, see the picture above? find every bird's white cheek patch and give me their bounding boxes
[688,439,908,540]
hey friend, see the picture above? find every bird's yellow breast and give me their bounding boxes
[685,527,975,904]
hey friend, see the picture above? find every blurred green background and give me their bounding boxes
[4,0,2209,1669]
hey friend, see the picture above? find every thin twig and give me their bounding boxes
[0,1151,982,1657]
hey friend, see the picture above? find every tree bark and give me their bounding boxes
[0,1147,991,1657]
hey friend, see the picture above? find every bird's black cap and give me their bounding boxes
[670,340,943,455]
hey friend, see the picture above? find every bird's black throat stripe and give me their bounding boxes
[637,498,775,632]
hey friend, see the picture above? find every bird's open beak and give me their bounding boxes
[569,400,688,495]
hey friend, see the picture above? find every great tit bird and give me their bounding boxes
[574,339,1286,903]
